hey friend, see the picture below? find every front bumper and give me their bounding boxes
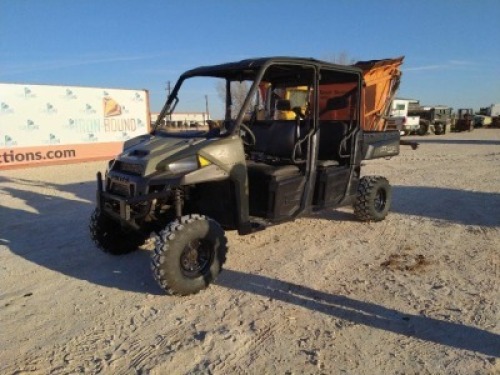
[96,172,173,224]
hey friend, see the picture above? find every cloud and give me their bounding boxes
[404,64,447,72]
[404,60,480,72]
[0,53,167,76]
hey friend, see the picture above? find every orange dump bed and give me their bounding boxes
[354,56,404,131]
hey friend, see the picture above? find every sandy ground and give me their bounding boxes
[1,129,499,375]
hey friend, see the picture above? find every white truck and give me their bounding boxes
[0,83,150,169]
[485,103,500,117]
[385,99,420,135]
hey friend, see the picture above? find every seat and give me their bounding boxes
[317,121,348,164]
[246,119,302,178]
[246,160,300,179]
[316,160,340,168]
[246,119,305,219]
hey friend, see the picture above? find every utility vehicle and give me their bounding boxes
[90,57,402,295]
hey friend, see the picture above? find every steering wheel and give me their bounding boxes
[240,123,256,147]
[292,106,305,119]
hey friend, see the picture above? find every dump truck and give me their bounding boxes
[90,56,411,296]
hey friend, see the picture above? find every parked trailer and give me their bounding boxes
[0,83,150,169]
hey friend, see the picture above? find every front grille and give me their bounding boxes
[108,180,135,197]
[113,161,143,176]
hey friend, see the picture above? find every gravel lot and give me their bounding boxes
[1,128,499,374]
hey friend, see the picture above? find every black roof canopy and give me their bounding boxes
[180,56,363,83]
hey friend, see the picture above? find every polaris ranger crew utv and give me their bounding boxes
[90,57,401,295]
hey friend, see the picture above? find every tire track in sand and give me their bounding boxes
[4,304,197,374]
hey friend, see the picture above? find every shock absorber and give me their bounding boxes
[174,188,183,221]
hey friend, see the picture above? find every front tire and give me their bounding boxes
[89,208,146,255]
[354,176,392,222]
[434,123,445,135]
[152,214,228,296]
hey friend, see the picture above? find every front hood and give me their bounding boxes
[116,133,206,176]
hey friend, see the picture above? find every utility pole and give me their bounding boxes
[205,94,210,126]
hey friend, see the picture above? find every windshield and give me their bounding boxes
[153,61,351,138]
[154,75,253,138]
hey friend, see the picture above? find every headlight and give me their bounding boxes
[167,156,199,174]
[160,155,212,174]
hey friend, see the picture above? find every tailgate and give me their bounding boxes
[362,130,400,159]
[385,117,403,132]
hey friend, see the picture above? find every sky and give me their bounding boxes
[1,0,499,116]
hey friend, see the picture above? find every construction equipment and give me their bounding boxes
[409,105,453,135]
[454,108,474,132]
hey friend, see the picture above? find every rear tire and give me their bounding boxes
[89,208,145,255]
[152,214,228,296]
[354,176,392,222]
[417,121,428,136]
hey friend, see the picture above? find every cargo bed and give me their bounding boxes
[362,130,400,159]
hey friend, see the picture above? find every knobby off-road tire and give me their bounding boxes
[152,214,228,296]
[89,208,146,255]
[417,120,429,136]
[354,176,392,222]
[434,123,445,135]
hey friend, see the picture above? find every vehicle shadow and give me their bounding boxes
[216,269,500,357]
[0,176,164,295]
[2,176,500,357]
[391,185,500,227]
[311,185,500,228]
[1,176,498,299]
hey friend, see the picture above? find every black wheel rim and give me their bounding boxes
[180,239,213,278]
[375,188,387,212]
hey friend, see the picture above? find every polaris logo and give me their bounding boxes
[379,145,398,154]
